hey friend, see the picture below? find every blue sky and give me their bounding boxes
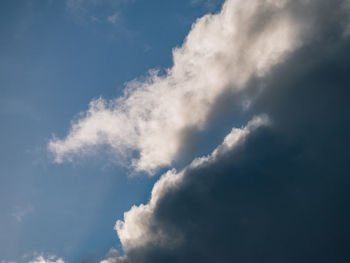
[0,0,223,261]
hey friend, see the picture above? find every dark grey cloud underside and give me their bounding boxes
[116,18,350,263]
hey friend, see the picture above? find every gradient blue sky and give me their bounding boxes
[0,0,224,262]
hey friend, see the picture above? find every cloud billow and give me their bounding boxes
[49,0,316,173]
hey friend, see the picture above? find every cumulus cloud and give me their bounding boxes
[115,115,270,252]
[93,0,350,261]
[104,36,350,263]
[50,0,316,173]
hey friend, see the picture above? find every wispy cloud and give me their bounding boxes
[65,0,132,24]
[107,12,120,25]
[11,205,34,223]
[2,253,65,263]
[27,255,64,263]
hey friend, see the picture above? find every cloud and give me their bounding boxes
[104,36,350,263]
[44,0,350,262]
[50,0,320,173]
[65,0,131,24]
[94,0,350,261]
[100,249,124,263]
[107,12,120,25]
[2,254,65,263]
[27,255,64,263]
[115,115,270,252]
[11,205,34,223]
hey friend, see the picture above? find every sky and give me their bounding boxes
[1,0,350,263]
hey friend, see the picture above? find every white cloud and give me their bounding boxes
[50,0,309,173]
[100,249,125,263]
[27,255,64,263]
